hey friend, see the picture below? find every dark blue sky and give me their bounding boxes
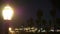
[25,0,52,24]
[12,0,60,21]
[11,0,60,26]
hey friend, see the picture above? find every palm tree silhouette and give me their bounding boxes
[50,0,56,32]
[36,9,43,33]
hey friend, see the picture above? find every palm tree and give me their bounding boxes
[50,9,56,32]
[36,9,43,33]
[50,0,56,32]
[37,9,43,20]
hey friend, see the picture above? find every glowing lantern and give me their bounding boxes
[2,5,14,20]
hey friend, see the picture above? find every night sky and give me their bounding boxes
[0,0,60,25]
[13,0,60,21]
[13,0,52,20]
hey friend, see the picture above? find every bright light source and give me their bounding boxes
[15,28,19,30]
[2,5,14,20]
[31,27,34,30]
[9,27,12,31]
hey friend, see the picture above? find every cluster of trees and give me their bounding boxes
[26,0,60,32]
[26,8,60,32]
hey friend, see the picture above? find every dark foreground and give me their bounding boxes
[16,32,60,34]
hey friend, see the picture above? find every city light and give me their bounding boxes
[2,5,14,20]
[15,28,19,31]
[9,27,12,31]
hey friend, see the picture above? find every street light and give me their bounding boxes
[2,4,14,34]
[2,5,14,20]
